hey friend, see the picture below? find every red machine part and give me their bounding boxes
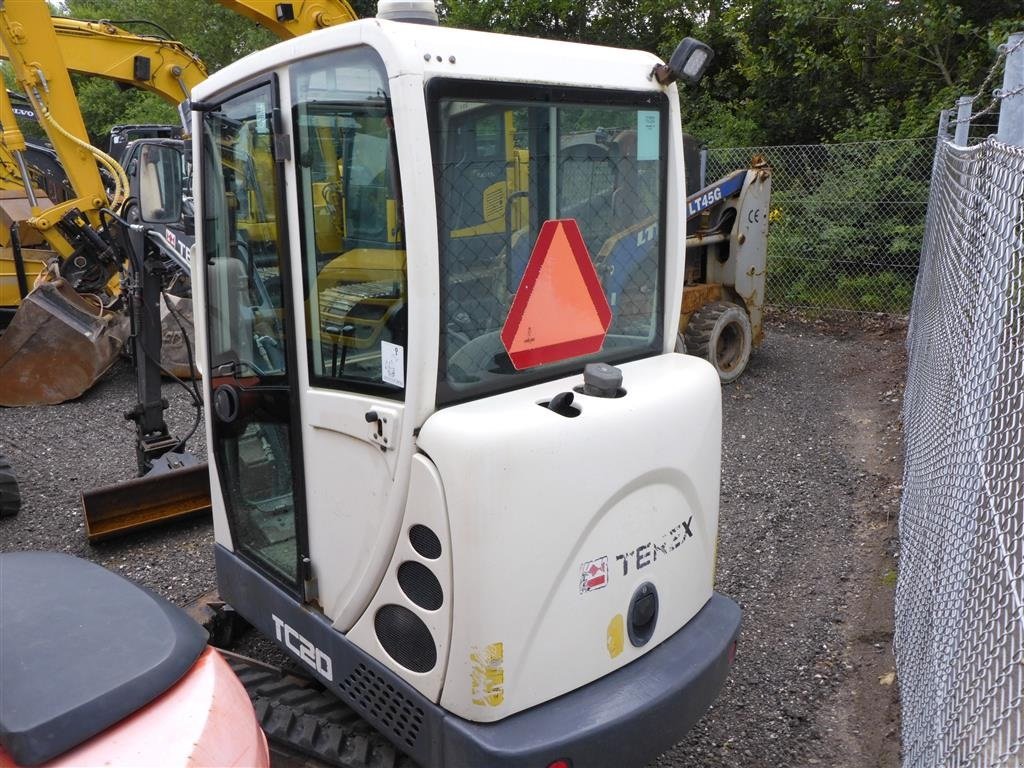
[0,648,269,768]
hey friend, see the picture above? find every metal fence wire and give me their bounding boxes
[896,134,1024,766]
[706,139,935,314]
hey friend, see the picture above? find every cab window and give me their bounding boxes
[429,82,667,405]
[292,49,407,397]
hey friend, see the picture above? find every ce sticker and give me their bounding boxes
[748,209,764,223]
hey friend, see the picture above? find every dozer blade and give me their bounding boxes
[0,279,128,406]
[82,461,211,542]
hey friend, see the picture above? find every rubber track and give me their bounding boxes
[0,454,19,517]
[221,650,419,768]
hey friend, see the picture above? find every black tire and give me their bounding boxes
[0,454,20,518]
[684,301,753,384]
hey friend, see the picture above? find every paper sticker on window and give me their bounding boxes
[381,341,405,387]
[636,110,660,161]
[256,102,269,134]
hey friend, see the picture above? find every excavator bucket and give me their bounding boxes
[81,460,211,542]
[0,279,128,406]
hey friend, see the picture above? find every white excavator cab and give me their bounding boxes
[193,11,739,767]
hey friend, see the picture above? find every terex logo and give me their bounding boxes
[272,614,333,681]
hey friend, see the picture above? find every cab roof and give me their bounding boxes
[194,18,667,103]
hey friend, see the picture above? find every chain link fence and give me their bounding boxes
[895,133,1024,767]
[706,138,934,314]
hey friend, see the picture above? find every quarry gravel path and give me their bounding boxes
[0,316,904,768]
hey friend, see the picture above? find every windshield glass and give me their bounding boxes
[430,82,667,404]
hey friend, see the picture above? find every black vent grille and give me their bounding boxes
[398,561,444,611]
[338,663,425,748]
[408,524,442,559]
[374,604,437,673]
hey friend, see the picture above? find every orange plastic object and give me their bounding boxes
[501,219,612,369]
[0,648,269,768]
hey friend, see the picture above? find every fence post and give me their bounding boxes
[699,145,707,188]
[996,32,1024,146]
[954,96,973,145]
[937,108,952,140]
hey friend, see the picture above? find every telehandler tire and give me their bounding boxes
[685,301,752,384]
[0,454,20,517]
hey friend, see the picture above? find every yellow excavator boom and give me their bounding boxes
[217,0,357,38]
[0,15,209,301]
[18,18,208,104]
[0,0,130,406]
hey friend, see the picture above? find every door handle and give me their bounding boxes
[213,384,241,424]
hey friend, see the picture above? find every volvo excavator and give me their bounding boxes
[0,1,358,539]
[0,16,210,406]
[0,0,357,407]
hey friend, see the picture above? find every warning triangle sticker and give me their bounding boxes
[501,219,612,370]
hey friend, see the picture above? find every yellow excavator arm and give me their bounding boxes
[0,9,213,251]
[217,0,357,38]
[21,17,208,105]
[0,2,112,247]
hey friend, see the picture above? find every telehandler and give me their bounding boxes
[157,3,741,765]
[681,159,772,382]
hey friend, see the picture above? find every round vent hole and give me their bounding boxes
[409,524,442,559]
[375,604,436,673]
[398,561,443,611]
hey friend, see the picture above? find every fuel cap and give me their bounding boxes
[627,581,659,647]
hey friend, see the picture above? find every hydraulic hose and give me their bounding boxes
[24,74,129,209]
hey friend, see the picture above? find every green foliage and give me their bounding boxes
[441,0,1023,147]
[70,78,178,146]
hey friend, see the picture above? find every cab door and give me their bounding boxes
[200,78,311,597]
[288,48,413,631]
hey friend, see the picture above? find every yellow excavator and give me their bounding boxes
[0,0,357,407]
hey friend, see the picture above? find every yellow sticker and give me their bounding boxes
[607,614,625,658]
[470,642,504,707]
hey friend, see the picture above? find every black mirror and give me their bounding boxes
[135,144,183,225]
[653,38,714,86]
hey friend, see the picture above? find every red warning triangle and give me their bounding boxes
[501,219,612,370]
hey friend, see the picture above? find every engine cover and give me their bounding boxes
[417,352,721,721]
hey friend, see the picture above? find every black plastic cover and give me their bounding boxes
[216,544,741,768]
[0,551,207,766]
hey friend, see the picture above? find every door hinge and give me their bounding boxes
[301,556,319,602]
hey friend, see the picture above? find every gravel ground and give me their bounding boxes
[0,316,905,767]
[656,314,905,768]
